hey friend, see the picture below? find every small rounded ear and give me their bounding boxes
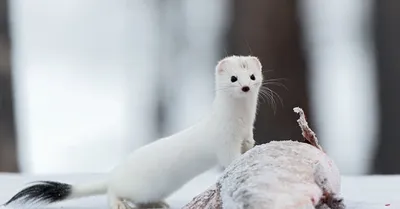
[216,58,228,74]
[249,56,262,71]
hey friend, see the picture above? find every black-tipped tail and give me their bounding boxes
[3,181,72,206]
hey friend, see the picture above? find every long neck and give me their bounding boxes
[211,92,259,125]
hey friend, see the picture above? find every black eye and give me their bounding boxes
[250,74,256,80]
[231,76,238,83]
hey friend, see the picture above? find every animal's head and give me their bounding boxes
[215,55,263,99]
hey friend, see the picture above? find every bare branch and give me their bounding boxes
[293,107,323,151]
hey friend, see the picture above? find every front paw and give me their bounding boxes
[241,138,255,154]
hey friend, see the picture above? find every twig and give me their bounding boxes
[293,107,324,151]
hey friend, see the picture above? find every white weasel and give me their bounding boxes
[3,55,263,209]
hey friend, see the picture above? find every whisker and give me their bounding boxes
[251,82,263,87]
[263,78,288,83]
[251,81,282,114]
[258,90,270,107]
[264,82,288,91]
[257,91,267,104]
[267,91,277,115]
[263,87,284,108]
[259,88,277,114]
[259,89,272,106]
[260,77,289,92]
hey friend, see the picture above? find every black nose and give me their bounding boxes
[242,86,250,92]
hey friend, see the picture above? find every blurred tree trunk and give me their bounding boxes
[0,0,18,172]
[226,1,312,144]
[372,0,400,174]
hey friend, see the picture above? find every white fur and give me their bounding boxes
[71,55,263,208]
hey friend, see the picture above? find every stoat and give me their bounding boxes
[3,55,263,209]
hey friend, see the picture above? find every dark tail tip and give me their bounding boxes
[3,181,72,206]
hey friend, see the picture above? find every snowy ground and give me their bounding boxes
[0,169,399,209]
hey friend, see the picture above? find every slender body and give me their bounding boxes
[3,55,263,209]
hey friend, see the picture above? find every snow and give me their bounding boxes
[0,170,399,208]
